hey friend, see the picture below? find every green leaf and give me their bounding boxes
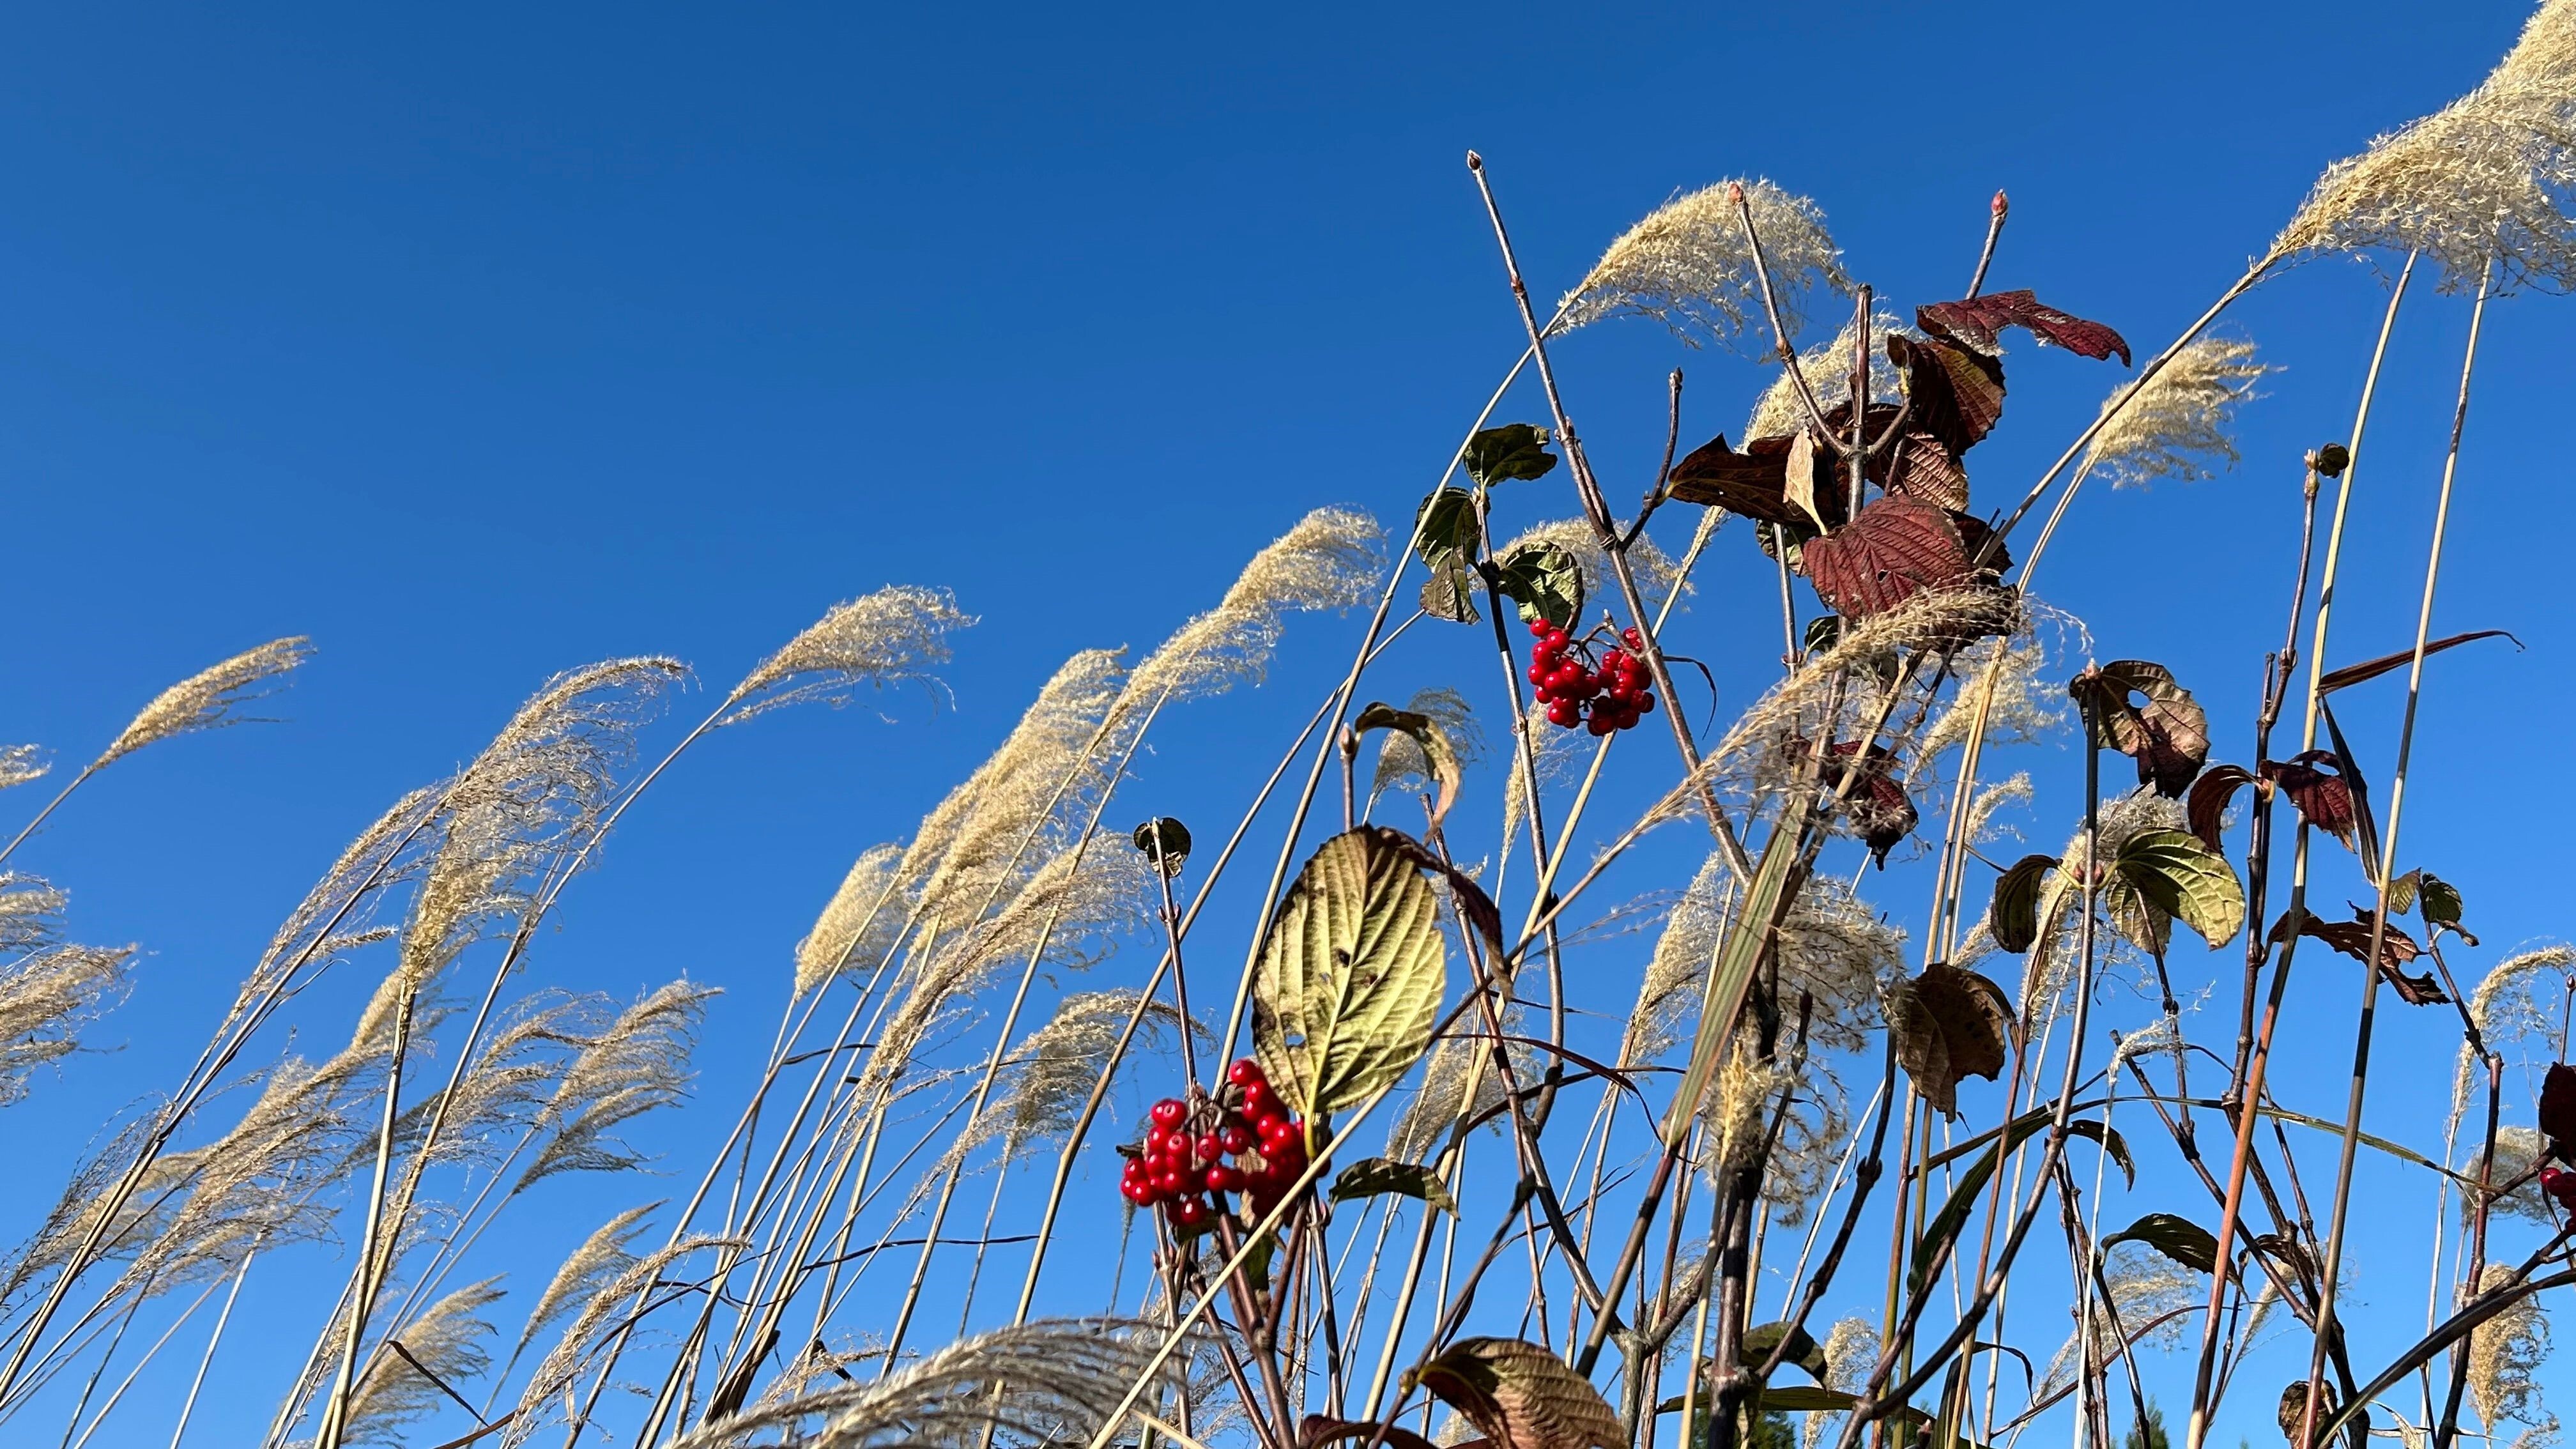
[1412,1337,1622,1449]
[1420,556,1482,625]
[1663,828,1799,1148]
[1464,424,1558,488]
[2110,829,2244,951]
[1329,1157,1459,1217]
[1414,487,1483,567]
[1912,1116,2131,1295]
[1749,1386,1859,1414]
[1988,855,2058,954]
[1354,703,1462,832]
[2101,1212,2219,1275]
[1493,541,1586,631]
[1252,827,1450,1119]
[1802,616,1843,656]
[2419,871,2474,946]
[1740,1322,1828,1381]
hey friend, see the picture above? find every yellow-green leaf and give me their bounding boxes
[1411,1337,1622,1449]
[1252,828,1449,1119]
[1988,854,2057,954]
[2111,829,2244,951]
[1356,702,1463,832]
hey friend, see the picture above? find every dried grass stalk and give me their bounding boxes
[91,637,312,769]
[341,1276,505,1446]
[984,990,1195,1162]
[722,585,973,725]
[2467,1264,2557,1441]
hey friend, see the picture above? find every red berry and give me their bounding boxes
[1122,1179,1153,1205]
[1227,1058,1266,1087]
[1637,691,1656,715]
[2546,1167,2576,1211]
[1586,714,1615,737]
[1527,661,1551,686]
[1206,1163,1244,1192]
[1197,1133,1225,1162]
[1546,700,1581,728]
[1241,1082,1276,1119]
[1623,627,1642,647]
[1219,1123,1254,1154]
[1174,1195,1209,1227]
[1155,1166,1188,1193]
[1150,1098,1186,1130]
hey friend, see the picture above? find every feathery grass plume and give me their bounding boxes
[1921,638,2061,760]
[2278,0,2576,290]
[742,1340,886,1420]
[1369,687,1485,804]
[1744,308,1911,443]
[898,648,1128,930]
[0,942,133,1108]
[797,842,909,996]
[1501,700,1582,859]
[2464,1126,2555,1223]
[1119,506,1383,709]
[515,980,717,1192]
[506,1204,658,1372]
[0,745,47,791]
[0,1113,156,1307]
[1387,1016,1534,1163]
[1556,180,1850,351]
[89,636,312,769]
[2450,946,2576,1137]
[500,1234,749,1448]
[2038,1244,2201,1397]
[721,585,974,726]
[243,786,444,1015]
[397,992,604,1172]
[1963,772,2035,851]
[340,1276,505,1446]
[2468,1264,2558,1443]
[1775,878,1901,1054]
[1625,852,1733,1066]
[984,990,1195,1162]
[854,847,1154,1124]
[2080,336,2271,489]
[664,1317,1190,1449]
[1804,1317,1880,1449]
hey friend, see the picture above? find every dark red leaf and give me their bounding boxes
[2296,908,2445,1005]
[1800,497,1971,621]
[2261,751,2356,853]
[1887,334,2005,457]
[1828,740,1918,866]
[1303,1419,1450,1449]
[2315,630,2520,695]
[1882,432,1971,511]
[2069,661,2209,797]
[2540,1064,2576,1160]
[1949,513,2011,578]
[1665,434,1800,525]
[2187,765,2258,852]
[1918,289,2132,365]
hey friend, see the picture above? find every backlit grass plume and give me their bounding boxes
[663,1317,1188,1449]
[90,636,312,769]
[1118,506,1384,708]
[985,990,1196,1162]
[515,979,716,1191]
[2276,0,2576,289]
[503,1234,747,1449]
[1556,179,1850,350]
[341,1277,504,1446]
[2079,335,2271,489]
[721,585,974,725]
[0,874,130,1108]
[1744,307,1910,442]
[0,747,45,792]
[2468,1263,2558,1444]
[796,841,909,996]
[502,1203,658,1381]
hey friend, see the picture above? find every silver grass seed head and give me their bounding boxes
[1625,851,1733,1066]
[2082,335,2271,490]
[1370,686,1486,805]
[1121,506,1384,709]
[0,745,48,791]
[506,1233,748,1448]
[797,841,910,997]
[0,941,134,1107]
[512,1202,659,1367]
[1556,179,1851,352]
[516,979,718,1192]
[2465,1126,2557,1223]
[91,636,312,769]
[986,989,1196,1160]
[2468,1264,2557,1440]
[343,1277,507,1446]
[723,585,974,726]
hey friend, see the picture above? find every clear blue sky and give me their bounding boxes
[1,3,2566,1443]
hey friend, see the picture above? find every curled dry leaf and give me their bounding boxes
[1301,1418,1450,1449]
[2261,751,2357,852]
[2069,661,2208,797]
[2188,765,2258,852]
[1888,332,2005,458]
[2284,908,2446,1006]
[2314,629,2517,695]
[1918,289,2133,365]
[2101,1211,2221,1275]
[1410,1337,1624,1449]
[1889,962,2015,1117]
[1814,739,1917,866]
[1801,496,1971,621]
[1988,854,2058,954]
[1328,1157,1459,1218]
[1353,703,1462,832]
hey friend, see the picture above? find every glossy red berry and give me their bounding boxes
[1195,1133,1223,1163]
[1206,1163,1245,1192]
[1227,1058,1266,1087]
[2545,1167,2576,1211]
[1637,691,1656,715]
[1545,700,1580,728]
[1153,1167,1186,1194]
[1218,1123,1254,1154]
[1174,1195,1209,1227]
[1241,1082,1276,1119]
[1150,1098,1186,1130]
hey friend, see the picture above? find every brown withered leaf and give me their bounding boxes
[2295,908,2446,1006]
[1665,433,1798,524]
[1801,497,1970,620]
[1303,1420,1451,1449]
[1888,332,2005,457]
[2188,765,2258,852]
[2069,661,2208,797]
[2315,629,2518,695]
[1889,962,2015,1117]
[1919,289,2133,365]
[2260,751,2356,852]
[1881,431,1971,510]
[1783,427,1832,532]
[1825,739,1918,866]
[1411,1337,1623,1449]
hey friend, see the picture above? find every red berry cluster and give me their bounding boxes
[1119,1057,1308,1230]
[1527,618,1657,736]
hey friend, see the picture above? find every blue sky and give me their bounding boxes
[1,2,2568,1443]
